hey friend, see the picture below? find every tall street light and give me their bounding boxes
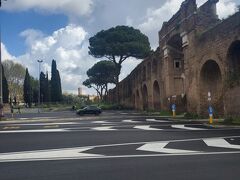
[37,60,43,113]
[0,0,7,117]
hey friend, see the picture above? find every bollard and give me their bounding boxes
[171,104,176,118]
[173,110,176,117]
[208,106,213,124]
[209,114,213,124]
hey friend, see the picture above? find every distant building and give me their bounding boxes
[78,87,83,96]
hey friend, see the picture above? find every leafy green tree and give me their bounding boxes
[23,68,32,107]
[2,60,25,101]
[51,60,62,102]
[2,65,9,103]
[85,61,117,100]
[89,25,151,82]
[83,78,105,101]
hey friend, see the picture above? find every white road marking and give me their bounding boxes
[1,151,240,162]
[146,119,168,123]
[0,136,240,162]
[203,138,240,149]
[122,120,137,123]
[92,121,111,124]
[12,122,77,126]
[171,125,205,130]
[19,117,57,120]
[137,142,199,154]
[91,126,116,131]
[134,125,162,131]
[0,147,102,162]
[0,129,68,133]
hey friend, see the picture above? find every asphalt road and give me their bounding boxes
[0,110,240,180]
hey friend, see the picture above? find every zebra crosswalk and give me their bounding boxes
[0,118,227,133]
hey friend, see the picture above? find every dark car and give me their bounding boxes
[76,105,102,116]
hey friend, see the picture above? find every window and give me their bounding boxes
[174,60,181,69]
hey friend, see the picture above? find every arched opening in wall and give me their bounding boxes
[200,60,224,116]
[136,90,140,109]
[153,81,161,110]
[227,40,240,87]
[142,85,148,110]
[166,34,184,95]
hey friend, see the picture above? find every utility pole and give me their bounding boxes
[37,60,43,113]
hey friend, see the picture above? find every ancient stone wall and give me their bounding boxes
[107,0,240,116]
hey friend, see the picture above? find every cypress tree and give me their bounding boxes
[44,72,50,103]
[56,70,62,101]
[51,60,57,102]
[23,68,32,107]
[40,72,45,103]
[51,60,62,102]
[2,65,9,103]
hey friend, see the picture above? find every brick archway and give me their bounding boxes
[199,60,224,116]
[227,40,240,75]
[153,81,161,110]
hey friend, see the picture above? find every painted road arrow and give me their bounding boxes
[146,119,168,123]
[171,125,205,130]
[134,125,162,131]
[137,142,199,154]
[91,126,116,131]
[0,147,103,162]
[203,138,240,149]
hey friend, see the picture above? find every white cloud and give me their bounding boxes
[3,0,94,17]
[217,0,238,19]
[137,0,238,48]
[120,58,142,81]
[1,43,16,61]
[16,24,96,95]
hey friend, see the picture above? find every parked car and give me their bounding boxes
[76,105,102,116]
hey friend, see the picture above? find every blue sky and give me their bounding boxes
[0,0,239,94]
[1,11,68,56]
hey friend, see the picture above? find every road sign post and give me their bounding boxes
[207,91,213,124]
[172,104,176,118]
[208,106,213,124]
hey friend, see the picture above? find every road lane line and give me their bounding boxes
[0,151,240,162]
[44,125,59,129]
[12,122,77,126]
[3,126,20,130]
[0,129,68,133]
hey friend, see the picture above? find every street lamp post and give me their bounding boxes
[37,60,43,113]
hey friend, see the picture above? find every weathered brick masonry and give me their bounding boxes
[107,0,240,116]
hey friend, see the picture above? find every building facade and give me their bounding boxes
[107,0,240,116]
